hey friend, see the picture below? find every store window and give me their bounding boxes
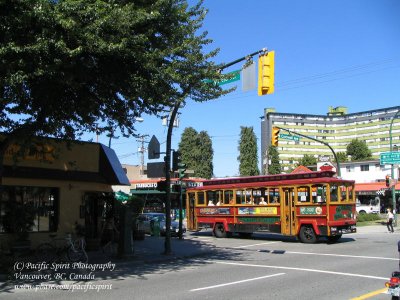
[0,186,59,233]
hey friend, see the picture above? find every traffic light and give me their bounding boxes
[172,150,181,171]
[386,175,390,187]
[258,51,275,96]
[271,127,280,147]
[178,163,187,180]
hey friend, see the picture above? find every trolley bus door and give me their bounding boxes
[282,188,296,235]
[187,192,196,230]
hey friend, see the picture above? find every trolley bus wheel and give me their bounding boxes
[299,225,317,244]
[213,223,227,238]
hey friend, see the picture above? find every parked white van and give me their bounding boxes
[356,197,380,214]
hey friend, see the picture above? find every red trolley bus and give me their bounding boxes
[186,170,356,243]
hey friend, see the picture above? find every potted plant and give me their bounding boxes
[2,199,36,250]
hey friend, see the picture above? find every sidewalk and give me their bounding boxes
[88,234,217,265]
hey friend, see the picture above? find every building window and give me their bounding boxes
[360,165,369,172]
[0,186,59,233]
[346,166,353,172]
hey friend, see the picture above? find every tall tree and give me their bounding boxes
[196,131,213,179]
[267,145,281,174]
[178,127,213,178]
[238,126,259,176]
[0,0,228,151]
[297,154,317,167]
[337,152,348,163]
[346,139,372,161]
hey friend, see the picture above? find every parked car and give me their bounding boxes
[137,213,186,236]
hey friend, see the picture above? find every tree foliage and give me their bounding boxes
[297,154,317,167]
[267,145,281,175]
[0,0,227,143]
[346,139,372,161]
[178,127,213,178]
[336,151,348,163]
[238,126,259,176]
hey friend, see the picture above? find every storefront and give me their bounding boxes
[130,178,203,217]
[0,137,129,248]
[355,182,400,212]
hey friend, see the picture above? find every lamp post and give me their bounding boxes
[390,109,400,225]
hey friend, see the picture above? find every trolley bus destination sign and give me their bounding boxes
[380,151,400,165]
[279,133,300,142]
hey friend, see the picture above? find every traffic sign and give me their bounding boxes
[279,133,300,142]
[205,70,241,86]
[380,151,400,165]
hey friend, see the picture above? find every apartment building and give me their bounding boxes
[260,106,400,173]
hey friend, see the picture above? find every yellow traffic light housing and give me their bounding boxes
[271,127,280,147]
[258,51,275,96]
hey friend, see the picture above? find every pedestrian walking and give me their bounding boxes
[387,208,394,233]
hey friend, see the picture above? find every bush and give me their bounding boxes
[357,213,382,222]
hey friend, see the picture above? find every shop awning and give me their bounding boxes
[354,183,387,192]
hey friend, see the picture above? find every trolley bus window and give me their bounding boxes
[340,184,354,202]
[224,190,234,205]
[330,185,339,202]
[312,184,327,203]
[268,188,280,204]
[207,190,223,206]
[347,184,354,202]
[236,190,247,204]
[297,186,311,203]
[197,192,205,206]
[252,189,264,204]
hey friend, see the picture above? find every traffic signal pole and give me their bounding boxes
[163,48,269,255]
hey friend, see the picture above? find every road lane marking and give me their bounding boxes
[232,241,278,248]
[215,261,389,280]
[286,251,398,261]
[190,273,285,292]
[350,287,388,299]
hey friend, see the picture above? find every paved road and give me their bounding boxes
[1,226,399,299]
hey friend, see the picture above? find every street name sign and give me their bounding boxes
[205,70,241,86]
[279,133,300,142]
[380,151,400,165]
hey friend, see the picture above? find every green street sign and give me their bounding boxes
[205,70,241,86]
[279,133,300,142]
[380,151,400,165]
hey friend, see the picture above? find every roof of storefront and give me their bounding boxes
[354,182,400,192]
[1,139,129,185]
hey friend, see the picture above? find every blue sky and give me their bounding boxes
[101,0,400,178]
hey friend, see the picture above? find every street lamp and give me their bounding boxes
[390,109,400,225]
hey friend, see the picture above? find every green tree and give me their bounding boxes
[0,0,227,152]
[267,146,281,174]
[238,127,259,176]
[196,131,213,178]
[337,152,348,163]
[346,139,372,161]
[297,154,317,167]
[178,127,213,178]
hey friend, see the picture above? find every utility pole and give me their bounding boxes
[137,134,149,175]
[390,110,400,225]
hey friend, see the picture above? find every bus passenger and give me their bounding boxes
[259,197,267,205]
[216,200,221,206]
[208,200,214,206]
[272,196,279,203]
